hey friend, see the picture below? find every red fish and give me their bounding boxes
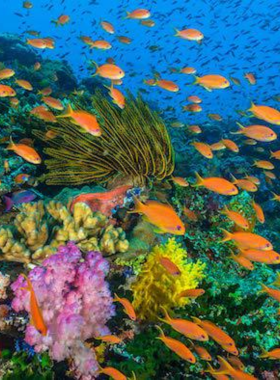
[70,185,132,216]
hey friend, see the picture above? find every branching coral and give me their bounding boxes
[0,200,129,263]
[131,238,206,321]
[11,242,115,380]
[33,93,174,186]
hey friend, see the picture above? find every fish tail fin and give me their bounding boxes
[220,228,232,243]
[90,60,99,76]
[205,363,215,373]
[248,101,255,111]
[193,172,204,187]
[270,150,274,158]
[51,20,59,27]
[230,173,237,184]
[124,11,130,19]
[160,306,172,323]
[127,196,145,214]
[56,104,73,119]
[3,195,14,212]
[272,272,280,287]
[221,205,229,215]
[6,135,15,151]
[20,273,32,291]
[191,316,201,324]
[231,122,244,135]
[113,293,120,302]
[217,356,234,375]
[174,28,180,36]
[270,192,279,201]
[155,325,165,338]
[259,347,268,358]
[259,283,269,294]
[192,75,199,85]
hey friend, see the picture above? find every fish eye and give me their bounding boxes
[201,334,205,338]
[228,343,233,346]
[176,225,182,230]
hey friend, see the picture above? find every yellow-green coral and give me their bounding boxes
[131,238,206,321]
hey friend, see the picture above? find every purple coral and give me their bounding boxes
[11,242,115,379]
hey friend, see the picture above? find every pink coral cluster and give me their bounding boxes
[11,242,115,379]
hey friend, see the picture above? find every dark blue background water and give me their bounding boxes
[1,0,280,125]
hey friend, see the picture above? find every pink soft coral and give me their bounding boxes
[11,242,115,379]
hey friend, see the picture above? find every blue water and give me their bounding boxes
[1,0,280,124]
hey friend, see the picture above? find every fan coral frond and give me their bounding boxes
[33,92,174,186]
[131,238,206,321]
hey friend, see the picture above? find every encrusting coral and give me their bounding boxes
[131,238,206,321]
[0,200,129,263]
[33,93,174,186]
[11,242,115,380]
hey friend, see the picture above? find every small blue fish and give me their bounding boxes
[3,190,37,212]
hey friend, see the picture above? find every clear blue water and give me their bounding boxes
[1,0,280,123]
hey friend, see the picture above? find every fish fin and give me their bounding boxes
[153,227,166,234]
[155,325,165,337]
[160,306,172,322]
[192,75,199,85]
[205,363,215,373]
[220,228,232,243]
[6,136,15,151]
[113,293,120,302]
[51,20,59,27]
[259,347,268,358]
[56,104,73,119]
[248,101,255,111]
[191,316,201,324]
[270,192,279,201]
[3,195,14,212]
[229,173,237,184]
[193,172,204,187]
[90,60,99,76]
[217,356,234,375]
[231,122,244,135]
[124,11,130,19]
[259,283,269,294]
[272,272,280,287]
[127,196,145,214]
[174,28,180,36]
[203,86,212,92]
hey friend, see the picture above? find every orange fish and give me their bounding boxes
[100,21,115,34]
[33,62,41,71]
[244,73,256,85]
[230,175,258,192]
[252,200,265,223]
[192,318,238,355]
[98,366,127,380]
[270,150,280,159]
[239,248,280,264]
[57,104,102,136]
[45,130,58,140]
[188,125,202,134]
[211,356,257,380]
[20,274,47,336]
[183,207,198,222]
[114,294,136,321]
[14,173,30,184]
[227,356,245,371]
[230,251,254,271]
[52,15,70,26]
[126,9,151,19]
[159,307,208,341]
[190,343,212,361]
[271,192,280,202]
[183,104,202,112]
[27,38,47,49]
[245,175,260,185]
[187,95,202,103]
[206,363,230,380]
[211,141,226,151]
[230,77,241,86]
[260,284,280,302]
[31,106,57,123]
[155,79,179,92]
[38,87,52,96]
[96,335,122,344]
[180,67,197,74]
[0,68,15,80]
[239,121,276,140]
[90,40,112,50]
[221,139,239,153]
[244,139,257,145]
[10,97,19,107]
[194,173,238,195]
[253,160,274,170]
[0,84,16,97]
[221,206,249,229]
[129,198,185,235]
[193,75,230,91]
[23,1,33,8]
[178,288,205,298]
[104,83,125,109]
[159,257,181,275]
[248,102,280,125]
[140,19,155,27]
[91,61,125,80]
[208,113,222,121]
[155,325,196,363]
[144,78,157,86]
[221,229,273,251]
[42,96,64,110]
[15,79,33,91]
[259,347,280,359]
[175,28,204,43]
[171,176,189,187]
[43,37,55,49]
[117,36,132,44]
[7,138,41,164]
[264,171,276,180]
[192,142,213,159]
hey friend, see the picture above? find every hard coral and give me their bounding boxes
[131,238,206,321]
[11,242,115,380]
[33,93,174,186]
[0,200,129,263]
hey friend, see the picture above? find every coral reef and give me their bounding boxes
[33,93,174,186]
[11,242,115,379]
[131,238,206,321]
[0,200,129,263]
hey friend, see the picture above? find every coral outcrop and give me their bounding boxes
[11,242,115,379]
[0,200,129,263]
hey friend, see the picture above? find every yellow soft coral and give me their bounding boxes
[131,238,206,321]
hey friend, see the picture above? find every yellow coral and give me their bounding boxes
[131,238,206,321]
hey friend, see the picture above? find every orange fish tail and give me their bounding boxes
[56,103,73,119]
[160,305,172,323]
[193,172,204,187]
[259,347,268,358]
[220,228,232,243]
[155,325,165,338]
[217,356,234,375]
[128,196,145,214]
